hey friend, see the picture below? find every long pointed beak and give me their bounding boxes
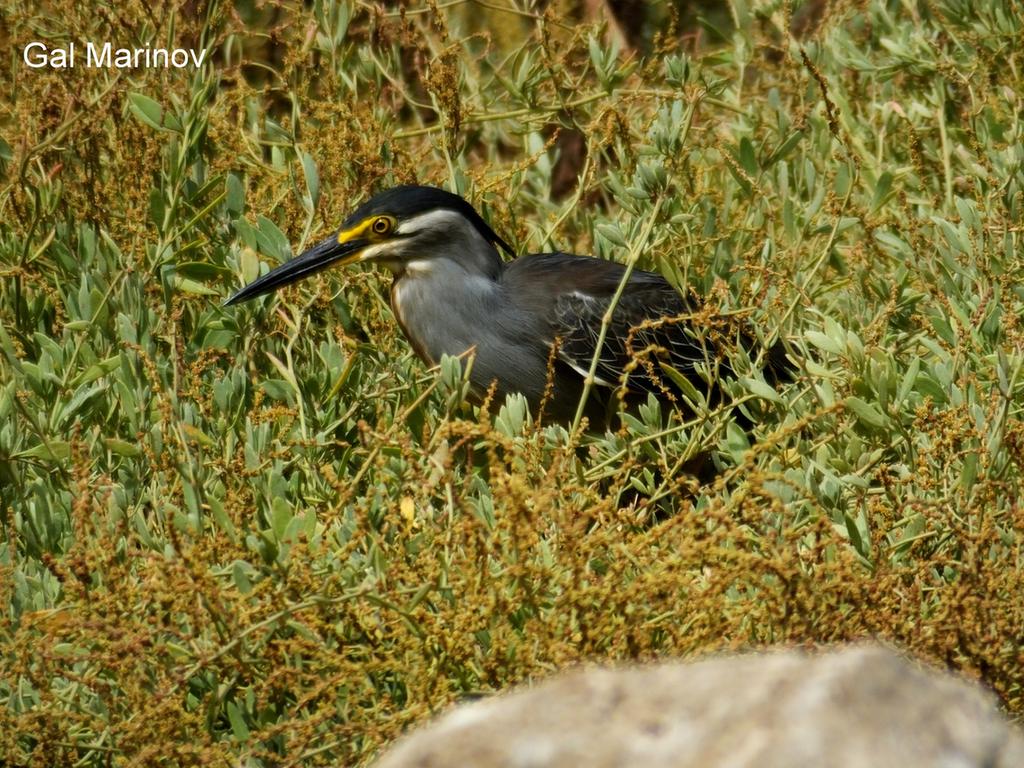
[224,234,367,306]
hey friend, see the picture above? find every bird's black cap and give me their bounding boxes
[344,185,514,256]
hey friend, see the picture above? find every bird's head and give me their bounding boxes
[225,185,513,305]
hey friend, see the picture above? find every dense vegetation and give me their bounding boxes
[1,0,1022,764]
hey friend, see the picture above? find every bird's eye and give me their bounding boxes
[371,216,392,235]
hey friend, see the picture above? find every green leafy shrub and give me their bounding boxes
[1,0,1022,764]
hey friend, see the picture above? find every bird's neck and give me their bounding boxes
[390,259,504,368]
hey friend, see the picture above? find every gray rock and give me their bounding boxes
[373,645,1024,768]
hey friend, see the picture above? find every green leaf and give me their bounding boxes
[954,196,980,231]
[226,701,250,741]
[844,396,887,429]
[843,511,871,560]
[659,362,707,408]
[439,353,464,391]
[16,441,71,461]
[740,376,782,403]
[960,451,978,492]
[104,438,142,457]
[58,382,105,426]
[874,230,912,258]
[173,262,230,280]
[870,171,894,214]
[931,215,972,255]
[70,354,121,388]
[271,496,293,541]
[172,275,219,296]
[182,423,216,448]
[226,173,245,215]
[930,313,956,345]
[0,135,12,174]
[128,93,168,131]
[0,381,13,419]
[805,331,843,355]
[210,497,238,541]
[300,150,320,210]
[260,379,293,401]
[496,393,528,437]
[255,216,291,262]
[725,419,750,456]
[896,357,920,404]
[738,137,758,175]
[596,223,627,247]
[239,246,261,284]
[764,129,803,166]
[725,160,753,196]
[231,561,253,594]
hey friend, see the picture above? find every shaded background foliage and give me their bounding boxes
[1,0,1022,765]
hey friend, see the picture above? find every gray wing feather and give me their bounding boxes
[502,253,724,397]
[552,282,716,395]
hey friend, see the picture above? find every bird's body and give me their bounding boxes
[389,248,661,424]
[227,185,789,429]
